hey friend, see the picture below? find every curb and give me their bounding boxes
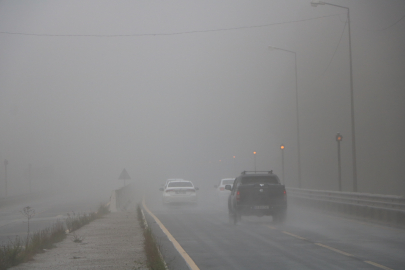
[139,204,169,270]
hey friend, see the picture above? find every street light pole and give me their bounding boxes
[28,163,32,193]
[280,145,285,185]
[336,133,343,191]
[233,156,236,175]
[253,152,257,172]
[311,0,357,192]
[4,159,8,197]
[268,46,302,188]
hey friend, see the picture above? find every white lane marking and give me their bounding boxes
[364,261,394,270]
[281,230,307,240]
[314,243,354,257]
[272,228,394,270]
[142,198,200,270]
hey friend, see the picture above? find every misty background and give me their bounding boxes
[0,0,404,198]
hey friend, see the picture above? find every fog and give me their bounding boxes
[0,0,404,200]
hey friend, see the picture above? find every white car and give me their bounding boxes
[215,178,235,197]
[160,180,199,204]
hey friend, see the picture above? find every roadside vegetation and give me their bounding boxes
[137,205,166,270]
[0,203,109,270]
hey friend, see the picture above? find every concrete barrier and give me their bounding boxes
[109,190,117,212]
[108,183,139,212]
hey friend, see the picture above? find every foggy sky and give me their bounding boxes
[0,0,404,196]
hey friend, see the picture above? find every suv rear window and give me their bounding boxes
[241,176,279,184]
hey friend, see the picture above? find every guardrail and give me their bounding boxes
[286,187,405,227]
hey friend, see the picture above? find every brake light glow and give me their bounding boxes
[284,190,286,195]
[236,191,240,201]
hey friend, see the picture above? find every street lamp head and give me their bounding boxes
[280,145,285,150]
[253,152,256,155]
[311,0,325,7]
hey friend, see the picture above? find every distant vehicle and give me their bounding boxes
[215,178,235,197]
[227,171,287,224]
[160,180,199,204]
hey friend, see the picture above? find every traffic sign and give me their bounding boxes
[118,168,131,180]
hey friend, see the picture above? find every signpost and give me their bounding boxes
[118,168,131,187]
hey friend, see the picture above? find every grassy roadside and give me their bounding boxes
[0,204,109,270]
[137,205,166,270]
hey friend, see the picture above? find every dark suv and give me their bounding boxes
[226,171,287,224]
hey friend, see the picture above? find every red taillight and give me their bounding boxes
[220,187,225,191]
[236,191,240,201]
[283,189,286,195]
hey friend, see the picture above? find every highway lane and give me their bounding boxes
[145,190,405,270]
[0,191,107,244]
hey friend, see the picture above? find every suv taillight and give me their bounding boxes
[236,191,240,201]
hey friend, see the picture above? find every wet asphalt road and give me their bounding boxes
[145,190,405,270]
